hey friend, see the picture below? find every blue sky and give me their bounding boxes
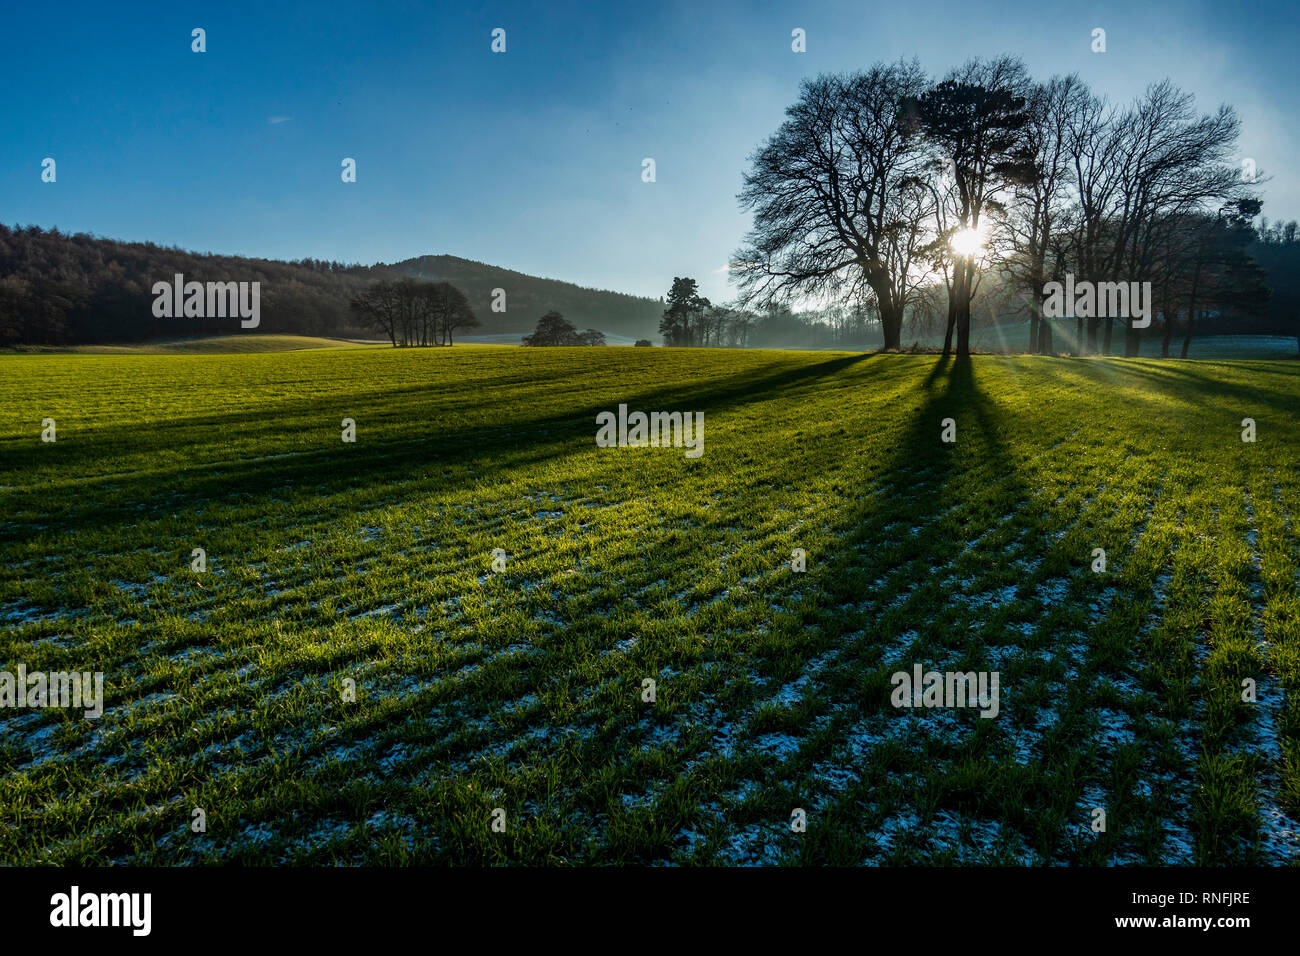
[2,0,1295,301]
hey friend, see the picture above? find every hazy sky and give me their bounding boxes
[3,0,1295,302]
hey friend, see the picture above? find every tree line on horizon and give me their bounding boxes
[2,210,1296,354]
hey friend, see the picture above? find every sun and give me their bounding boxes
[950,226,986,257]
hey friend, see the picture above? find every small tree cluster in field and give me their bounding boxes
[350,277,479,347]
[634,339,653,347]
[521,310,606,346]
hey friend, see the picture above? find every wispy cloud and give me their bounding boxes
[267,116,292,125]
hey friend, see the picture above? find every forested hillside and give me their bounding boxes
[0,225,663,345]
[384,255,663,337]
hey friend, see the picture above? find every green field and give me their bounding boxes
[1,345,1298,865]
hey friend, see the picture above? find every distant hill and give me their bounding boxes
[379,255,662,338]
[0,224,663,345]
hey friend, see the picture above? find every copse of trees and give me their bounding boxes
[384,254,662,336]
[734,56,1269,357]
[1154,200,1269,357]
[659,277,761,347]
[349,278,479,347]
[521,311,606,346]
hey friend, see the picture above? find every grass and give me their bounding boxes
[0,344,1297,865]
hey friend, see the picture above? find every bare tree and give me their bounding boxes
[350,280,402,346]
[734,60,934,351]
[1006,74,1090,353]
[1066,80,1251,355]
[422,281,478,345]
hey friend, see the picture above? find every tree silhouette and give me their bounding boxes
[659,277,710,346]
[522,311,581,346]
[909,57,1036,356]
[734,60,934,351]
[350,278,476,347]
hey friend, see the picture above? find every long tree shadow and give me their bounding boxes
[781,352,1030,698]
[0,351,880,547]
[782,353,1095,861]
[1111,360,1300,413]
[922,350,954,389]
[816,353,1028,620]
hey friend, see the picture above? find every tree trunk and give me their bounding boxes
[881,306,903,351]
[1085,317,1099,355]
[1124,320,1140,358]
[1181,266,1202,359]
[1102,316,1115,355]
[954,259,973,357]
[1034,286,1050,354]
[1029,254,1046,355]
[941,299,956,356]
[955,304,971,356]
